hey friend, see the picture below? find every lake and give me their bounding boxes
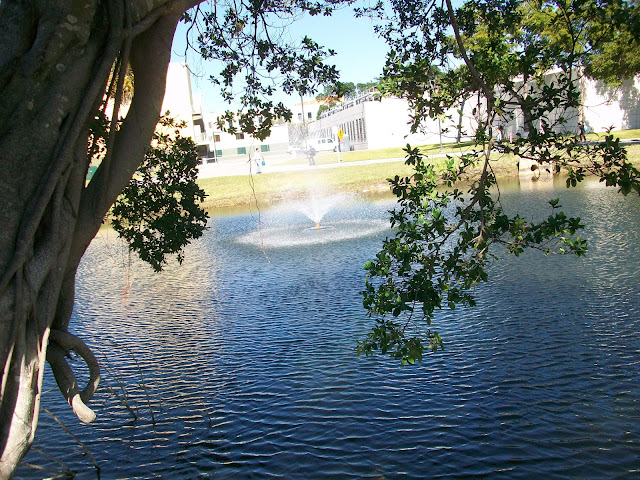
[20,176,640,479]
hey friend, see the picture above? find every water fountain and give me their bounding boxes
[236,192,389,248]
[295,193,340,232]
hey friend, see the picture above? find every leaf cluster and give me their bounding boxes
[185,1,352,138]
[110,114,209,272]
[359,0,640,364]
[358,144,593,364]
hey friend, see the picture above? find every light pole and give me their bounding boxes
[301,94,308,151]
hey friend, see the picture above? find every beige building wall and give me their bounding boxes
[291,98,329,124]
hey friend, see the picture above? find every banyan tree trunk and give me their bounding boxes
[0,1,197,477]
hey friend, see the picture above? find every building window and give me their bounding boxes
[298,113,302,121]
[237,147,247,155]
[260,145,270,152]
[215,149,223,157]
[214,134,221,142]
[307,112,312,119]
[236,133,245,140]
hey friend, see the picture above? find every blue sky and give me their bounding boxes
[170,4,389,113]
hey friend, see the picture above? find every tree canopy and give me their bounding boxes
[315,78,381,118]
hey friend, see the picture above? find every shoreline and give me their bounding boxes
[197,156,522,210]
[197,141,640,210]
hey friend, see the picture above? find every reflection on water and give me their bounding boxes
[21,181,640,479]
[236,219,389,248]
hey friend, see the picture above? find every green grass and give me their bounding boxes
[284,141,476,166]
[592,128,640,140]
[624,143,640,164]
[198,131,640,209]
[197,160,420,209]
[197,154,521,209]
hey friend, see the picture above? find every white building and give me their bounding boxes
[582,76,640,132]
[162,63,291,163]
[195,112,290,162]
[307,72,640,152]
[309,91,478,151]
[163,62,640,163]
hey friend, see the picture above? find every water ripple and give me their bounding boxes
[19,184,640,479]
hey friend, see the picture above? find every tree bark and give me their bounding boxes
[0,1,200,477]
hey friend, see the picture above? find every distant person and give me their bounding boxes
[250,147,263,174]
[577,121,586,142]
[494,125,502,143]
[307,146,317,166]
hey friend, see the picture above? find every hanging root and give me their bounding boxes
[46,330,101,424]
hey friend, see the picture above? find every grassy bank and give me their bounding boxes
[197,160,419,209]
[198,135,640,210]
[197,153,519,209]
[285,128,640,165]
[281,140,476,166]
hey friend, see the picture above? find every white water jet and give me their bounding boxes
[292,193,346,228]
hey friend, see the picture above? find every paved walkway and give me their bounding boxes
[196,153,410,179]
[196,150,465,179]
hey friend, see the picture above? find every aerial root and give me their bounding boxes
[46,329,101,423]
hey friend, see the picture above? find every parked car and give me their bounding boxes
[311,137,337,152]
[287,137,337,155]
[287,142,304,154]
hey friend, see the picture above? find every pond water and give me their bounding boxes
[20,176,640,479]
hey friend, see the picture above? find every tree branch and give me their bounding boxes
[72,11,182,267]
[127,0,203,38]
[444,0,494,107]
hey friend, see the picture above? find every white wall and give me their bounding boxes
[363,98,430,149]
[308,95,478,151]
[583,76,640,132]
[161,63,195,137]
